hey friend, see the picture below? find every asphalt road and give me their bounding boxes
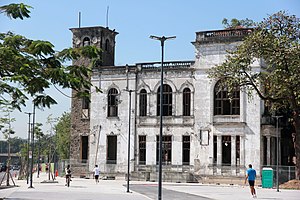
[129,184,212,200]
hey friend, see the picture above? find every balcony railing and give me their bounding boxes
[196,28,253,44]
[137,61,194,70]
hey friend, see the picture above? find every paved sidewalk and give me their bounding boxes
[0,172,299,200]
[162,183,300,200]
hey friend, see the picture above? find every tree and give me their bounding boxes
[0,3,101,111]
[54,112,71,159]
[222,18,254,29]
[208,11,300,179]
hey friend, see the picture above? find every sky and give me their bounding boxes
[1,0,300,139]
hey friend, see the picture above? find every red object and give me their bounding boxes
[55,169,58,177]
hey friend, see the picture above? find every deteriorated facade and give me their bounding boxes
[70,26,294,181]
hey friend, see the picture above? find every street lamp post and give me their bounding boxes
[24,112,32,184]
[274,115,283,192]
[125,64,134,193]
[150,35,176,200]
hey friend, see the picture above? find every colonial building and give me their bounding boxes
[70,26,294,181]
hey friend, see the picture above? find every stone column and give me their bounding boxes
[240,136,245,175]
[217,135,222,175]
[267,136,271,165]
[231,136,236,175]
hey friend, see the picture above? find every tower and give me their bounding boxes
[69,26,118,171]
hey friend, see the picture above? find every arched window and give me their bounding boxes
[214,81,240,115]
[105,39,110,51]
[157,84,172,116]
[183,88,191,116]
[139,89,147,116]
[83,37,90,46]
[108,88,118,117]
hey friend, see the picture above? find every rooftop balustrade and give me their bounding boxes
[195,28,253,44]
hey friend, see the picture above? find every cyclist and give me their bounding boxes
[65,165,71,187]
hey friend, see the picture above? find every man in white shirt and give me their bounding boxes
[93,165,100,183]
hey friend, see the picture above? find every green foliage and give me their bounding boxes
[0,3,31,20]
[0,3,101,111]
[210,11,300,112]
[54,112,71,159]
[222,18,254,29]
[0,106,16,139]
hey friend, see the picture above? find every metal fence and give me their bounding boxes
[261,165,296,185]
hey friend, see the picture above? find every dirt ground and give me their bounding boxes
[280,179,300,190]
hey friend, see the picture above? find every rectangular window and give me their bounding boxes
[108,88,118,117]
[139,90,147,116]
[107,135,117,164]
[82,96,89,109]
[82,97,90,119]
[156,135,172,165]
[81,136,88,163]
[139,136,146,165]
[214,84,240,115]
[182,136,190,165]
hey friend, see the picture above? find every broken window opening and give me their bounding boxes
[156,135,172,165]
[139,135,146,165]
[107,135,117,164]
[182,135,190,165]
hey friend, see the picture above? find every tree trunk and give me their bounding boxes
[293,115,300,180]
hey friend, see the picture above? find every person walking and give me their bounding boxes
[65,165,72,187]
[245,164,257,198]
[93,165,100,183]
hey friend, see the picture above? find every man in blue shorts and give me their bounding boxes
[245,164,257,198]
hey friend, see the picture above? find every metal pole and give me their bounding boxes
[275,116,282,192]
[29,104,36,188]
[94,126,101,167]
[273,115,282,192]
[127,90,132,192]
[158,39,164,200]
[149,35,175,200]
[25,112,32,184]
[6,114,13,186]
[37,134,40,178]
